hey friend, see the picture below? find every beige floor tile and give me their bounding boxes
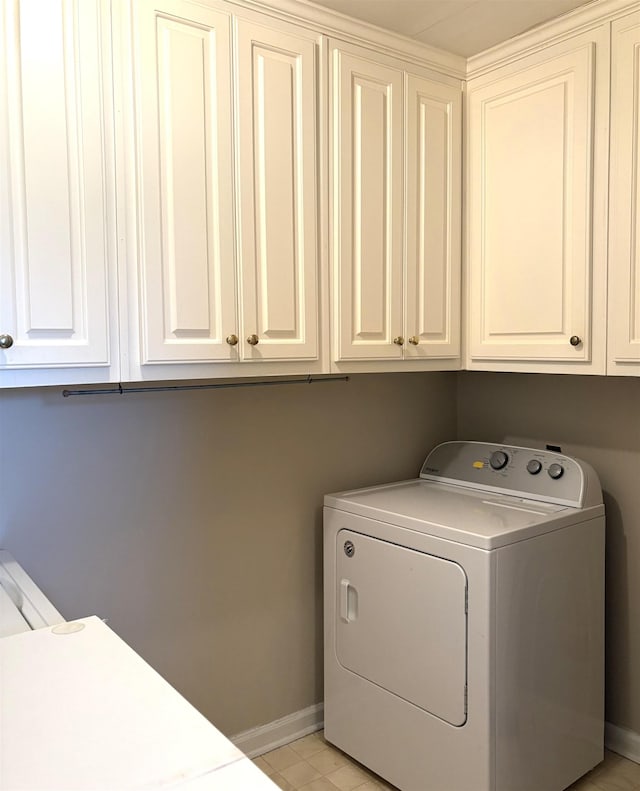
[263,745,304,773]
[254,756,277,776]
[306,746,351,774]
[270,774,297,791]
[290,733,330,760]
[267,731,640,791]
[325,763,375,791]
[590,759,640,791]
[568,780,607,791]
[280,759,323,788]
[298,778,342,791]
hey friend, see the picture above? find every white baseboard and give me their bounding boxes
[232,709,639,765]
[605,722,640,764]
[231,703,324,759]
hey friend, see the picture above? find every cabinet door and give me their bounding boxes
[467,29,609,371]
[331,47,403,361]
[609,12,640,375]
[132,0,236,365]
[0,0,116,381]
[405,74,461,360]
[235,19,319,362]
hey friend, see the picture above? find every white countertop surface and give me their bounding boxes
[0,615,277,790]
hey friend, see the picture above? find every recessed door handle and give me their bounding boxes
[340,579,358,623]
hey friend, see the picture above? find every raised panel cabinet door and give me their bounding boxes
[331,47,403,361]
[132,0,237,364]
[609,12,640,375]
[467,31,608,366]
[405,74,461,360]
[235,19,319,362]
[0,0,114,373]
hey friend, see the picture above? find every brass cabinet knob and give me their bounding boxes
[569,335,582,347]
[0,334,14,349]
[408,336,420,345]
[225,334,239,346]
[246,334,259,346]
[393,336,404,346]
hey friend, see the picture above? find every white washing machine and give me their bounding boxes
[324,441,605,791]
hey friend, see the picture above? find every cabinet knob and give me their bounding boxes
[569,335,582,347]
[225,334,239,346]
[393,336,404,346]
[0,334,14,349]
[408,336,420,345]
[246,334,259,346]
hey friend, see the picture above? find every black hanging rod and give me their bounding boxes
[62,374,349,398]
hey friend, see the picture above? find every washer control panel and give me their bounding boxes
[420,441,591,507]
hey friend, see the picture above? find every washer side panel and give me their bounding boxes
[495,517,605,791]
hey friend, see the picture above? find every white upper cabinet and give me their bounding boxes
[128,0,237,368]
[122,0,323,380]
[331,47,404,362]
[405,74,461,361]
[8,0,637,387]
[0,0,118,387]
[467,27,610,374]
[608,11,640,376]
[330,43,461,371]
[235,18,320,363]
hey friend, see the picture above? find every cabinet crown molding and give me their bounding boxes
[220,0,467,78]
[467,0,640,78]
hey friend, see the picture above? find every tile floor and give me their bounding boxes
[254,732,640,791]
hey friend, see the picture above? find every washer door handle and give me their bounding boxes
[340,579,358,623]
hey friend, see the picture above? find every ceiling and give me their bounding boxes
[309,0,595,56]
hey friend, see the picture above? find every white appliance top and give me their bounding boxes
[325,441,604,550]
[0,616,278,790]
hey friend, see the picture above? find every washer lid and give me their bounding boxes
[0,616,277,790]
[325,479,595,550]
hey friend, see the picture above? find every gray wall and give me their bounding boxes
[0,372,456,736]
[3,370,639,739]
[457,372,640,735]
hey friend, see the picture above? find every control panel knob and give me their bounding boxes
[526,459,542,475]
[548,463,564,480]
[489,450,509,470]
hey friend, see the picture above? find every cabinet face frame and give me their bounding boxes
[608,11,640,375]
[466,27,609,374]
[0,0,119,386]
